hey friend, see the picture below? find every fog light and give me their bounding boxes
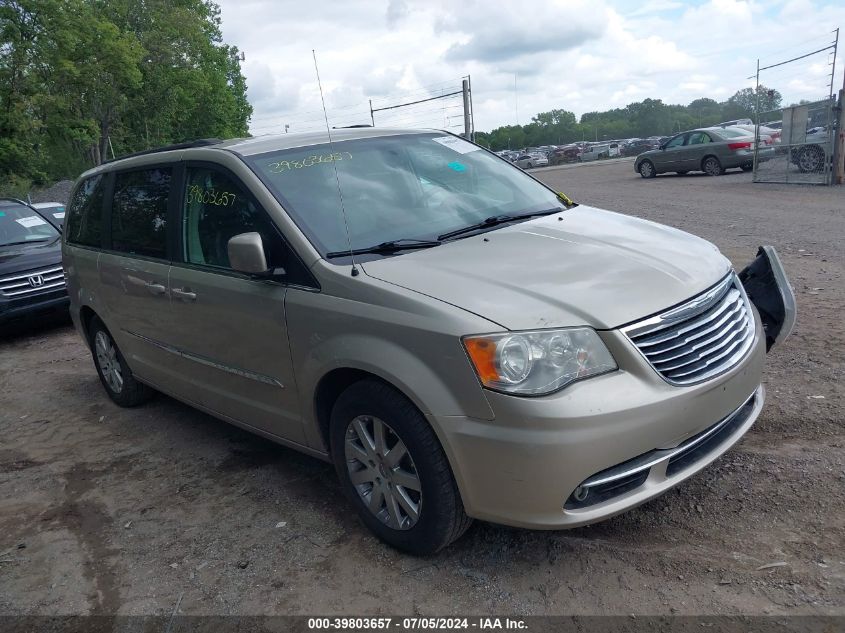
[572,485,589,502]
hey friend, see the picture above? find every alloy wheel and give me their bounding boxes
[640,161,653,177]
[798,147,822,172]
[344,415,422,530]
[703,158,721,176]
[94,330,123,393]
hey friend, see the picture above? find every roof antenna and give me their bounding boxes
[313,49,359,277]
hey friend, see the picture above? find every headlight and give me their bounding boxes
[462,328,616,395]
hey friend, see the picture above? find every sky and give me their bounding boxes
[215,0,845,136]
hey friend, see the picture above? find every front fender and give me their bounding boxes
[285,286,496,452]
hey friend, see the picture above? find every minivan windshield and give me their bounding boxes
[247,133,567,259]
[0,205,60,248]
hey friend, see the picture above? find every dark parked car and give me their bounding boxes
[32,202,67,229]
[549,145,581,165]
[0,198,68,324]
[634,127,774,178]
[622,139,658,156]
[790,128,829,173]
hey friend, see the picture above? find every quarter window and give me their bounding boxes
[111,168,171,259]
[66,175,105,247]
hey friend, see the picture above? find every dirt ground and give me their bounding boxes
[1,160,843,617]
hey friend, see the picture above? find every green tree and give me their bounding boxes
[725,85,782,119]
[0,0,252,192]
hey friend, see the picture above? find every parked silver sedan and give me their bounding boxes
[515,152,549,169]
[635,127,774,178]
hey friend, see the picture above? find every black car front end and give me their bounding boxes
[0,200,69,324]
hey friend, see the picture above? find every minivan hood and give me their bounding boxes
[361,206,731,330]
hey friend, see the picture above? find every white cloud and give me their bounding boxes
[215,0,845,134]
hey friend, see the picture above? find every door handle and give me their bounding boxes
[172,287,197,301]
[146,281,167,296]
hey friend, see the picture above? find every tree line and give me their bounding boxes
[1,0,251,196]
[475,86,785,150]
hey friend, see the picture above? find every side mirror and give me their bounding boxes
[228,232,269,275]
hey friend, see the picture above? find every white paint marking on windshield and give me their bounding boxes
[16,216,48,228]
[431,136,480,155]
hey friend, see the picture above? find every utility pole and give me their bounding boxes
[462,78,471,139]
[369,99,375,126]
[831,28,844,184]
[753,58,761,176]
[467,75,475,141]
[836,89,845,185]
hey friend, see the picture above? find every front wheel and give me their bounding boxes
[89,317,154,407]
[741,164,753,172]
[702,156,724,176]
[330,380,472,554]
[638,160,656,178]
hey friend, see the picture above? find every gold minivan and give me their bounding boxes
[63,129,795,553]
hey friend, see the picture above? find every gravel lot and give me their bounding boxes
[1,159,843,616]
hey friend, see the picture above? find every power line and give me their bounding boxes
[249,79,463,125]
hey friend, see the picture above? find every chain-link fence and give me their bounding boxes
[753,99,836,184]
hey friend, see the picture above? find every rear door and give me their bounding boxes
[684,131,714,171]
[98,166,175,387]
[165,163,308,443]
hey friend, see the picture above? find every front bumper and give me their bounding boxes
[430,314,766,529]
[0,290,69,324]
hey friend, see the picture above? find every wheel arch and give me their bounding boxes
[314,367,396,452]
[79,305,99,348]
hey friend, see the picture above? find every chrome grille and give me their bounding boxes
[623,274,755,386]
[0,265,65,298]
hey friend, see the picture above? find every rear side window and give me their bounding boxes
[66,175,105,247]
[111,168,171,259]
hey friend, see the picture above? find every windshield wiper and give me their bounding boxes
[437,208,563,241]
[326,238,442,259]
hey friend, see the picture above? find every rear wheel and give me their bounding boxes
[638,160,656,178]
[702,156,724,176]
[796,145,824,173]
[330,380,472,554]
[89,317,154,407]
[741,164,753,172]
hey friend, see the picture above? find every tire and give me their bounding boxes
[796,145,824,173]
[741,164,753,172]
[638,160,656,178]
[330,379,472,554]
[702,156,724,176]
[527,162,533,169]
[89,317,154,407]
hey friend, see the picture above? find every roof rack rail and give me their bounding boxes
[332,124,372,129]
[103,138,225,164]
